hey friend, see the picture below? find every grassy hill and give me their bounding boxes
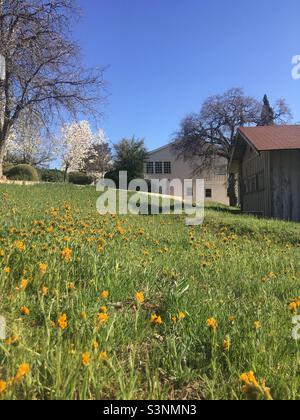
[0,184,299,400]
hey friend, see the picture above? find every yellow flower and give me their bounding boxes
[5,335,18,346]
[135,292,145,305]
[172,316,177,324]
[101,290,109,299]
[58,313,68,330]
[39,263,48,274]
[289,299,300,313]
[100,306,107,313]
[117,226,126,236]
[207,318,218,332]
[92,340,99,350]
[0,381,7,394]
[3,267,10,274]
[18,279,28,291]
[14,240,26,252]
[21,306,30,316]
[254,321,262,331]
[61,247,72,262]
[178,312,186,320]
[42,286,49,296]
[150,314,163,325]
[99,351,109,361]
[240,371,272,400]
[80,311,87,320]
[223,336,231,352]
[15,363,30,381]
[82,352,90,367]
[98,312,109,323]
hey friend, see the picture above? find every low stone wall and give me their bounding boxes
[0,179,40,186]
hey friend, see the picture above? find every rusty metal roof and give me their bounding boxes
[238,125,300,151]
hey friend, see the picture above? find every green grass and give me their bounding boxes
[0,184,299,400]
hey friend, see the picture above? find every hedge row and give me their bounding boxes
[3,164,93,185]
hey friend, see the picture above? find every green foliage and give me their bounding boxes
[2,163,15,176]
[113,137,148,183]
[6,164,39,181]
[259,94,275,126]
[68,172,93,185]
[39,169,65,183]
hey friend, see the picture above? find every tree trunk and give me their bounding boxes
[228,173,238,207]
[63,165,69,182]
[0,132,6,179]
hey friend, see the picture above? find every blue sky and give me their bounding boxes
[76,0,300,151]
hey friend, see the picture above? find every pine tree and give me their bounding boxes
[259,95,275,126]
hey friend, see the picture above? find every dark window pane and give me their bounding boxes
[164,162,171,174]
[155,162,163,174]
[146,162,154,174]
[205,189,212,198]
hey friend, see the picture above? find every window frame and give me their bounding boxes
[146,162,154,175]
[155,162,163,174]
[163,161,171,174]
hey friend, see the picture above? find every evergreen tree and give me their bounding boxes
[259,95,275,126]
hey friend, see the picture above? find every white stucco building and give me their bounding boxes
[144,144,229,205]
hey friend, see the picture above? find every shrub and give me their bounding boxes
[40,169,65,183]
[7,164,39,182]
[3,163,15,176]
[68,172,93,185]
[104,170,120,189]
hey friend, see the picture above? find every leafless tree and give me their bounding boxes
[172,88,292,205]
[0,0,106,178]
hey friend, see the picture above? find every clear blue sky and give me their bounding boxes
[76,0,300,151]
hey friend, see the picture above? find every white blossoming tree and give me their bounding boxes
[5,111,56,166]
[60,121,94,181]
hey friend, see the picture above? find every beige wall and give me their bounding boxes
[144,144,229,205]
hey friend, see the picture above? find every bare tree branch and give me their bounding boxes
[0,0,106,177]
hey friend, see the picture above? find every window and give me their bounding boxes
[164,162,171,174]
[146,162,154,174]
[155,162,163,174]
[216,165,227,176]
[205,189,212,198]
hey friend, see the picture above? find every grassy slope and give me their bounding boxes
[0,184,299,400]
